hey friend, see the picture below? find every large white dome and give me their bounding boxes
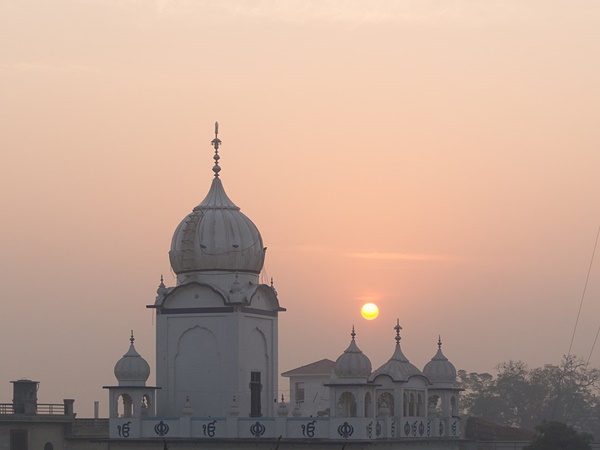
[169,176,265,275]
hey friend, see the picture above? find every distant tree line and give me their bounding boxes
[458,355,600,439]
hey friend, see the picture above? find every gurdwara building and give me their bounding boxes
[0,126,463,450]
[103,125,463,446]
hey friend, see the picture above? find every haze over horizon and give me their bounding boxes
[1,0,599,417]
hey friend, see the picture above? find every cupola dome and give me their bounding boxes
[423,337,457,386]
[334,327,372,378]
[371,320,423,382]
[114,332,150,387]
[169,124,265,277]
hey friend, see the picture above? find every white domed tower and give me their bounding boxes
[149,124,284,418]
[328,327,375,418]
[423,337,460,419]
[105,332,157,419]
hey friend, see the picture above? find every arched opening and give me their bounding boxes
[338,392,357,417]
[451,395,458,416]
[377,392,394,416]
[364,392,372,417]
[428,394,441,416]
[403,392,408,416]
[118,394,133,418]
[141,394,151,417]
[409,392,416,416]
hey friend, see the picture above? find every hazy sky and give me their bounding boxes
[1,0,600,417]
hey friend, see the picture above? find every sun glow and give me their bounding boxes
[360,303,379,320]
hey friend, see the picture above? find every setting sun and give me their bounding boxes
[361,303,379,320]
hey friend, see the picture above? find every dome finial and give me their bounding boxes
[211,121,222,177]
[130,330,135,345]
[438,335,442,349]
[351,325,356,340]
[394,319,402,345]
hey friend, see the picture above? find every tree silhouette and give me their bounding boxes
[524,421,592,450]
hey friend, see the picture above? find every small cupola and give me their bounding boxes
[334,326,372,378]
[423,336,457,386]
[114,331,151,387]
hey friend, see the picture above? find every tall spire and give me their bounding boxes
[211,121,222,177]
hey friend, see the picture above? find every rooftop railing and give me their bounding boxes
[0,403,69,415]
[0,404,14,414]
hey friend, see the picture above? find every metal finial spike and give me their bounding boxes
[394,319,402,344]
[351,325,356,340]
[160,274,164,284]
[130,330,135,345]
[270,277,274,287]
[438,335,442,349]
[281,394,284,403]
[210,121,222,177]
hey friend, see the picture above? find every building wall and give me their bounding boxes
[0,421,67,450]
[96,438,463,450]
[287,375,330,417]
[155,283,278,418]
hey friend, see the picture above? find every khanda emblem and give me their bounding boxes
[337,421,354,439]
[154,420,169,437]
[250,421,266,437]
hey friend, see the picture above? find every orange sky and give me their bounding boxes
[1,0,600,417]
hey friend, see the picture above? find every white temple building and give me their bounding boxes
[103,124,462,446]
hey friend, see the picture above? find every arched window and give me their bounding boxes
[141,394,151,417]
[118,394,133,418]
[377,392,395,416]
[338,392,357,417]
[403,392,409,416]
